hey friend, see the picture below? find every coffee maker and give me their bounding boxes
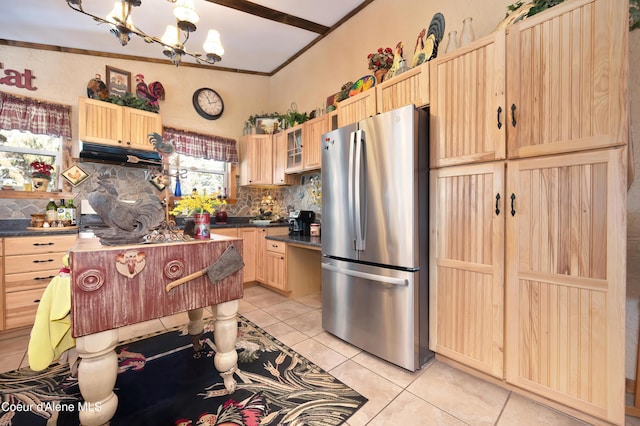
[288,210,315,236]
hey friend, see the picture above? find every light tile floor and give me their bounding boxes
[1,284,637,425]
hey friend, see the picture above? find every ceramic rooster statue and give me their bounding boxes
[412,29,427,67]
[135,74,165,109]
[385,42,404,81]
[87,176,164,245]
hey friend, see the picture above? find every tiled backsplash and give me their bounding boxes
[0,163,322,222]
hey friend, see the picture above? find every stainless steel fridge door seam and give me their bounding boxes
[322,263,407,286]
[347,130,357,252]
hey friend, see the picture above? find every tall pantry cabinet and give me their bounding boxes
[429,0,628,423]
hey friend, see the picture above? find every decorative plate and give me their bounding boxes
[348,75,376,97]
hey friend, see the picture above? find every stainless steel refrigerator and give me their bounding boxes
[321,104,432,371]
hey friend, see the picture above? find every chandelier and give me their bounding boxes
[66,0,224,67]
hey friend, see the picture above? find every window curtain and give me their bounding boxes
[0,92,72,138]
[163,126,239,163]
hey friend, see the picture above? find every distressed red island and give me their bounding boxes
[69,236,243,426]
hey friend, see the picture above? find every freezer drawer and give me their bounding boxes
[321,257,431,371]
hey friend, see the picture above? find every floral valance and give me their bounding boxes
[163,126,238,163]
[0,92,72,138]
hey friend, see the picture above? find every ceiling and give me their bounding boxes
[0,0,372,75]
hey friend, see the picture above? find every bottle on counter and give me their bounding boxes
[45,198,57,223]
[57,199,67,223]
[66,198,77,225]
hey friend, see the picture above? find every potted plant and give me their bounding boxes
[30,161,54,192]
[368,47,394,83]
[171,191,226,239]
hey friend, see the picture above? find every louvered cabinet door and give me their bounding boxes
[506,0,628,159]
[429,162,505,377]
[505,148,626,425]
[430,30,506,168]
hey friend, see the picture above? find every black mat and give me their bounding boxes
[0,315,367,425]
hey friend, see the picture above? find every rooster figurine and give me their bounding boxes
[412,29,427,67]
[135,74,165,109]
[87,176,164,245]
[385,42,404,81]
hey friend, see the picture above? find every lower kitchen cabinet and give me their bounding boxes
[265,240,287,291]
[2,234,77,330]
[429,162,505,378]
[237,228,257,282]
[430,148,626,424]
[255,227,288,284]
[504,148,626,424]
[211,228,256,283]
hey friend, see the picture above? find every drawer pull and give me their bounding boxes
[33,259,54,263]
[33,242,55,246]
[33,299,41,303]
[271,244,279,248]
[35,275,56,281]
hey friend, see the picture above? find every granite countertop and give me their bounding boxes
[0,219,79,237]
[266,234,321,248]
[0,218,289,238]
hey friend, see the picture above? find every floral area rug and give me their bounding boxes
[0,315,367,425]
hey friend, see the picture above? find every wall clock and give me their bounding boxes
[192,88,224,120]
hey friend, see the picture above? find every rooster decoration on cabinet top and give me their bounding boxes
[385,42,404,81]
[135,74,165,109]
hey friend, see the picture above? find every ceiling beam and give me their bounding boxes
[203,0,330,34]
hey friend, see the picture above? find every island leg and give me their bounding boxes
[187,308,205,351]
[213,299,238,393]
[75,329,119,426]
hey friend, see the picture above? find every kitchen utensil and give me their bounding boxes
[165,244,244,292]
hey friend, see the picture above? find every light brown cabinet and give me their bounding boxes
[239,134,274,186]
[505,148,626,423]
[429,31,506,168]
[211,227,256,283]
[2,234,77,330]
[505,0,627,159]
[301,115,329,171]
[285,126,303,173]
[265,239,287,291]
[255,227,288,285]
[78,97,162,151]
[376,61,430,113]
[336,89,376,128]
[429,162,505,378]
[429,0,627,423]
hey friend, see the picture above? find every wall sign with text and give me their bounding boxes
[0,63,37,91]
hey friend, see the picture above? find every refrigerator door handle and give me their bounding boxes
[347,130,357,251]
[354,129,366,251]
[322,263,408,287]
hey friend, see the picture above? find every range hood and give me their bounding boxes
[79,142,162,167]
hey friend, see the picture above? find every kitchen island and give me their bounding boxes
[69,236,243,426]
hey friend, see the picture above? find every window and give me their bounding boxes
[170,153,229,198]
[0,129,62,189]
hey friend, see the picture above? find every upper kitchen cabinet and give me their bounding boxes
[336,89,377,128]
[239,134,273,186]
[78,97,162,151]
[284,115,328,174]
[506,0,628,159]
[430,30,507,169]
[376,61,430,113]
[285,125,303,173]
[301,115,329,171]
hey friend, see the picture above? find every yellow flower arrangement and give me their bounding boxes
[171,192,225,216]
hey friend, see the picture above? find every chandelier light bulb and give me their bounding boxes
[161,25,180,47]
[174,0,199,25]
[203,29,224,56]
[106,1,130,25]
